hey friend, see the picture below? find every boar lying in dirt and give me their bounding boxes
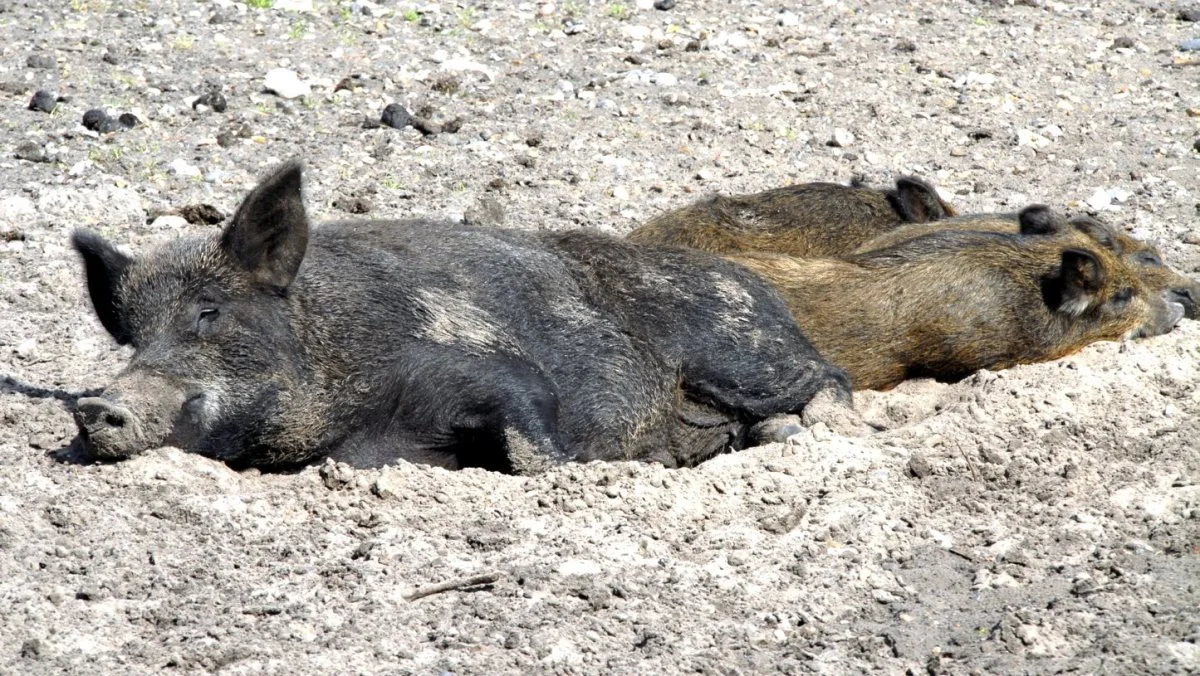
[729,206,1184,390]
[626,176,956,257]
[71,161,851,472]
[857,210,1200,320]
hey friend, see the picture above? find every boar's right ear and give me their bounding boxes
[893,177,954,223]
[1017,205,1064,236]
[1067,216,1120,254]
[1057,248,1105,315]
[220,160,309,291]
[72,229,133,345]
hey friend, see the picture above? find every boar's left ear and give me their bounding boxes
[221,160,309,290]
[1067,216,1120,254]
[893,176,955,223]
[1017,205,1063,236]
[1057,248,1105,315]
[72,229,134,345]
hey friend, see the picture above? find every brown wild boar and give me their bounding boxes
[857,209,1200,320]
[729,210,1184,390]
[626,176,956,257]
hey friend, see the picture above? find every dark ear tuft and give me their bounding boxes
[1058,248,1105,312]
[893,176,954,223]
[1017,204,1063,236]
[219,160,309,290]
[72,229,133,344]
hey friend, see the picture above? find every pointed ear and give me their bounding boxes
[72,229,133,345]
[1067,216,1120,254]
[1017,204,1063,236]
[1058,248,1105,314]
[893,176,954,223]
[220,160,309,290]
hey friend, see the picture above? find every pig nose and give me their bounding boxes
[75,397,141,459]
[1168,288,1197,320]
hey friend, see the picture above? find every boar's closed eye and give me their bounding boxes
[1133,251,1162,267]
[196,307,220,336]
[1109,288,1134,310]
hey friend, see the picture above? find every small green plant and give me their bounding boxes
[245,0,273,8]
[381,176,405,190]
[288,18,309,39]
[455,7,475,27]
[402,8,420,21]
[171,35,195,50]
[606,3,627,19]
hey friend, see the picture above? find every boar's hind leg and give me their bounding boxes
[338,345,571,474]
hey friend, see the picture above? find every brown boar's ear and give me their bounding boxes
[220,160,309,290]
[1067,216,1120,254]
[893,176,954,223]
[72,229,133,345]
[1058,248,1105,314]
[1017,205,1063,236]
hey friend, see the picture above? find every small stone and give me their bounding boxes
[27,90,57,113]
[193,92,227,113]
[371,471,402,500]
[177,204,225,225]
[14,141,47,163]
[26,54,55,70]
[1194,138,1200,153]
[102,48,122,65]
[828,128,855,147]
[96,117,126,134]
[168,159,201,178]
[1181,230,1200,245]
[380,103,412,130]
[82,108,109,131]
[0,81,29,95]
[411,116,441,136]
[19,638,43,660]
[117,113,140,128]
[1180,8,1200,22]
[895,38,917,52]
[654,0,675,9]
[216,131,237,148]
[14,338,37,360]
[950,146,967,157]
[263,68,311,99]
[150,215,189,230]
[1110,36,1135,50]
[907,453,933,479]
[1181,39,1200,52]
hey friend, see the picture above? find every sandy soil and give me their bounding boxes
[1,0,1198,673]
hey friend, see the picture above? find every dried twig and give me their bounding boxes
[404,571,503,602]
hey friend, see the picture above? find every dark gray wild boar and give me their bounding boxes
[72,161,850,473]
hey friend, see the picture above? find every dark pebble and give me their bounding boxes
[0,81,28,95]
[968,128,993,140]
[654,0,676,9]
[380,103,412,130]
[96,117,125,134]
[895,38,917,52]
[1110,36,1134,49]
[907,453,933,479]
[177,203,225,225]
[27,90,56,113]
[118,112,140,128]
[193,91,227,113]
[102,48,122,65]
[1179,8,1200,21]
[26,54,55,70]
[442,117,463,134]
[82,108,108,131]
[14,141,47,163]
[216,131,237,148]
[334,75,362,93]
[1194,138,1200,152]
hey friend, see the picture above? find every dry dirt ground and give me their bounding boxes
[1,0,1199,673]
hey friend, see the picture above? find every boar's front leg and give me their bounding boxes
[331,344,570,474]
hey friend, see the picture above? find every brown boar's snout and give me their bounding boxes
[75,397,146,460]
[1169,284,1199,320]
